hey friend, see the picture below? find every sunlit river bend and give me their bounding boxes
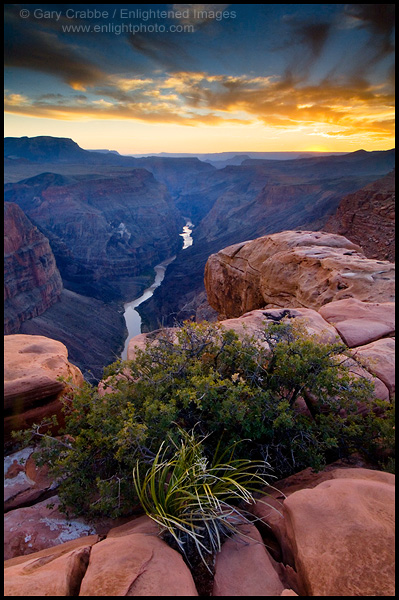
[121,220,193,359]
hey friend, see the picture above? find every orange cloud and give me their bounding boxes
[4,70,395,144]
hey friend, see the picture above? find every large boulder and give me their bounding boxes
[205,230,395,319]
[4,535,99,596]
[350,338,395,397]
[283,473,395,596]
[79,532,198,596]
[4,334,84,444]
[252,465,393,568]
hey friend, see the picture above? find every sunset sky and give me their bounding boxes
[4,3,395,154]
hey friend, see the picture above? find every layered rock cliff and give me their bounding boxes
[325,170,395,262]
[4,203,63,334]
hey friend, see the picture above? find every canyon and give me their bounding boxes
[4,137,395,380]
[139,149,395,330]
[3,137,396,594]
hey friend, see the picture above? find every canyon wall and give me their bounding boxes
[325,170,395,262]
[4,202,63,334]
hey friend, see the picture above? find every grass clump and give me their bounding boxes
[133,426,274,569]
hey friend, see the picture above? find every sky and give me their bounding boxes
[4,4,395,154]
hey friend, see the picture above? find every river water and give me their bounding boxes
[121,220,193,359]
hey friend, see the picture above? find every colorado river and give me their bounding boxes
[121,220,193,359]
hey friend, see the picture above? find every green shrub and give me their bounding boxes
[13,319,394,519]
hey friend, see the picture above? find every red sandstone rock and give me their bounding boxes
[205,230,395,319]
[79,532,198,596]
[4,334,84,444]
[318,298,395,347]
[4,495,96,560]
[252,465,392,570]
[337,353,390,402]
[350,338,395,397]
[4,535,99,596]
[106,514,159,538]
[220,307,341,345]
[213,521,285,596]
[283,474,395,596]
[127,328,179,362]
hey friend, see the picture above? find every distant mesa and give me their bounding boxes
[89,149,121,155]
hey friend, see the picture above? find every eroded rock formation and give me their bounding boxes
[4,334,84,445]
[204,230,395,319]
[4,170,183,301]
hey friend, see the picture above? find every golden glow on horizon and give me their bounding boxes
[4,68,395,153]
[4,113,394,154]
[305,145,331,152]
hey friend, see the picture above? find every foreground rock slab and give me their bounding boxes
[4,495,96,561]
[319,298,395,347]
[4,469,394,596]
[220,307,341,346]
[79,530,198,596]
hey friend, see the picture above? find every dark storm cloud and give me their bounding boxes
[283,20,332,60]
[345,4,395,40]
[297,22,332,59]
[275,16,333,79]
[344,4,395,63]
[4,7,104,89]
[128,33,197,72]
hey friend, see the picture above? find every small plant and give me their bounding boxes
[133,427,274,569]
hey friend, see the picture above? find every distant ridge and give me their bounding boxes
[126,150,348,161]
